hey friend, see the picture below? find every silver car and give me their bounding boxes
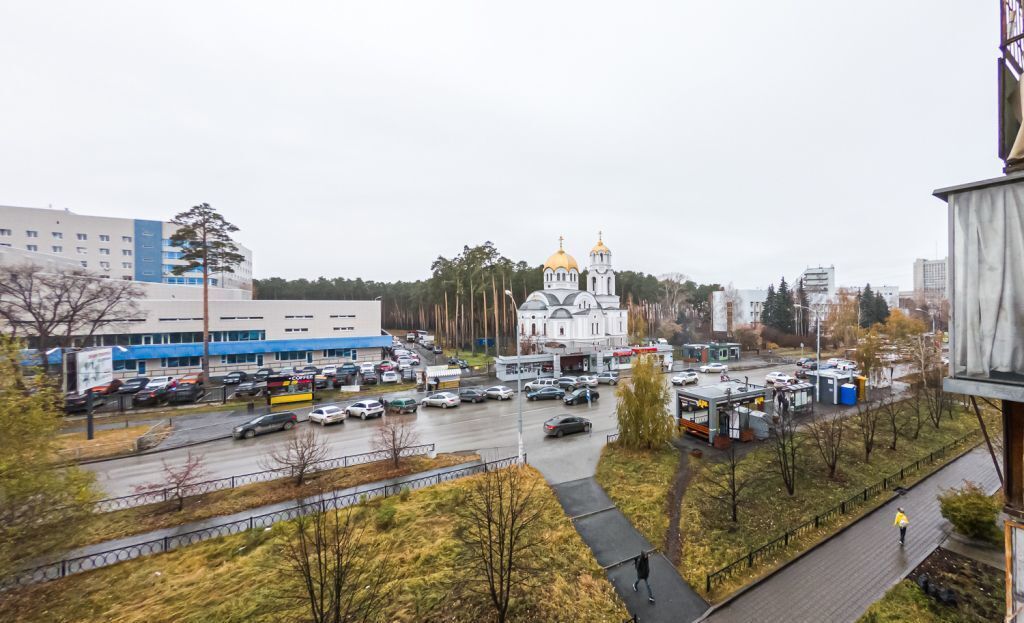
[596,372,619,385]
[344,400,384,420]
[421,392,461,409]
[484,385,514,400]
[576,375,599,387]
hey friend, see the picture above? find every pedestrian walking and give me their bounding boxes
[894,507,909,545]
[632,550,655,604]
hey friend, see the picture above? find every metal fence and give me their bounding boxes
[90,444,436,512]
[6,454,520,589]
[703,432,976,593]
[607,432,620,443]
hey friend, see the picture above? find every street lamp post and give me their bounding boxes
[797,305,822,403]
[914,307,936,334]
[504,289,525,465]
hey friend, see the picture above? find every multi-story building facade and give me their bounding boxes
[711,288,769,332]
[913,257,948,301]
[0,205,253,291]
[799,265,836,307]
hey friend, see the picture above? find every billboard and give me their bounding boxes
[76,348,114,393]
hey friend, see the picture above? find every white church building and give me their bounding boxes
[495,234,671,381]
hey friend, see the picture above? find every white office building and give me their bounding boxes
[913,257,948,301]
[711,288,769,332]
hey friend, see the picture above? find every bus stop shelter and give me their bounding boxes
[423,365,462,391]
[675,380,768,447]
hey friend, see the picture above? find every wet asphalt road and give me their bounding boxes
[83,363,797,497]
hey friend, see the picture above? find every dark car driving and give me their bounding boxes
[527,387,565,401]
[556,377,579,391]
[543,415,592,437]
[563,388,599,405]
[222,371,248,385]
[458,388,487,404]
[64,391,104,413]
[232,411,298,439]
[234,380,265,397]
[118,377,150,394]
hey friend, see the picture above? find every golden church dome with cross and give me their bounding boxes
[543,236,579,272]
[591,231,610,255]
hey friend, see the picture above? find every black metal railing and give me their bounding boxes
[703,432,976,593]
[6,454,520,588]
[607,432,620,443]
[90,444,436,512]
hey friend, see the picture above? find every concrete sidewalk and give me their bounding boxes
[553,477,708,623]
[702,446,1000,623]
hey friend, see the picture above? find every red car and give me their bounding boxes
[90,378,124,395]
[377,361,396,372]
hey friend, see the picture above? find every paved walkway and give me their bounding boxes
[703,446,1000,623]
[552,477,707,623]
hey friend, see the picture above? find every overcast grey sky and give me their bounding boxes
[0,2,1001,290]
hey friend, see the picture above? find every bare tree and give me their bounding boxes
[371,418,420,469]
[880,394,907,451]
[853,402,881,463]
[0,264,141,351]
[260,428,329,486]
[924,386,951,429]
[454,467,550,623]
[771,409,800,496]
[278,506,393,623]
[807,410,845,479]
[133,451,206,511]
[906,385,925,440]
[695,443,762,522]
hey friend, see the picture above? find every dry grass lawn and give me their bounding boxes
[594,443,679,550]
[55,425,153,461]
[0,467,627,623]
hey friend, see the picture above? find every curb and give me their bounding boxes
[694,438,983,622]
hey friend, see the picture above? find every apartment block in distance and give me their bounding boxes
[912,257,948,302]
[0,204,253,291]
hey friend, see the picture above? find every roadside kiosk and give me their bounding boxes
[265,373,315,405]
[675,380,769,447]
[425,365,462,392]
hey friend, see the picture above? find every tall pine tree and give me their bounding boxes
[761,284,776,328]
[873,291,890,325]
[775,277,795,333]
[858,284,875,329]
[796,279,810,336]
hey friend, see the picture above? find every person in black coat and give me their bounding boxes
[632,550,654,604]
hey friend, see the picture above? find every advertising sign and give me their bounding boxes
[76,348,114,393]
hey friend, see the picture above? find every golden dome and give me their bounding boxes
[591,231,610,254]
[544,237,579,272]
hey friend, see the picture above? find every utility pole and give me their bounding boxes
[504,289,524,465]
[798,305,821,404]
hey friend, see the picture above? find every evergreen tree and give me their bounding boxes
[858,284,875,329]
[775,277,795,334]
[796,279,810,336]
[760,283,776,328]
[873,291,890,325]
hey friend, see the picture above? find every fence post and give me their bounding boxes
[61,559,67,578]
[814,515,819,529]
[784,531,789,546]
[163,535,169,552]
[900,467,904,480]
[231,476,235,488]
[343,456,348,468]
[249,516,254,531]
[863,488,867,502]
[706,575,711,593]
[841,501,845,514]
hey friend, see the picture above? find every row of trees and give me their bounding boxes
[759,277,805,335]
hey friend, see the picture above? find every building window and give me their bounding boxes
[161,356,201,368]
[143,257,153,262]
[80,261,88,268]
[113,359,138,371]
[52,232,63,239]
[285,314,314,319]
[25,230,37,238]
[333,327,355,331]
[26,244,37,252]
[52,245,63,253]
[220,353,257,364]
[274,351,308,361]
[142,271,155,276]
[122,235,132,243]
[284,327,309,333]
[122,249,132,256]
[122,276,133,280]
[76,247,87,254]
[142,230,154,237]
[559,327,564,336]
[99,234,109,242]
[99,248,110,255]
[122,262,132,269]
[329,314,356,318]
[0,229,10,236]
[77,233,87,240]
[100,261,110,269]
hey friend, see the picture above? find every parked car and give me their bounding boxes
[524,378,558,392]
[448,357,469,369]
[484,385,514,400]
[406,332,417,342]
[796,357,814,367]
[527,387,565,401]
[132,387,166,407]
[234,380,265,397]
[765,372,793,385]
[222,371,248,385]
[458,388,487,403]
[314,374,330,389]
[339,363,360,377]
[400,367,416,382]
[393,349,412,358]
[699,363,728,374]
[380,370,400,384]
[359,362,376,375]
[377,361,396,373]
[563,388,599,405]
[178,372,204,386]
[147,376,176,392]
[421,392,461,409]
[836,360,858,371]
[596,372,619,385]
[90,378,124,395]
[671,371,699,386]
[232,411,298,439]
[576,375,599,388]
[253,368,275,382]
[361,371,379,385]
[345,400,385,419]
[296,365,320,375]
[795,368,809,380]
[309,405,346,426]
[321,365,338,377]
[397,357,415,369]
[387,398,418,414]
[557,377,580,391]
[543,415,592,437]
[64,391,103,413]
[118,377,150,394]
[167,381,203,404]
[432,345,444,355]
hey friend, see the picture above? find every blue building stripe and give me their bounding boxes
[134,219,163,283]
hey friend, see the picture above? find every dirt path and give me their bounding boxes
[662,444,691,565]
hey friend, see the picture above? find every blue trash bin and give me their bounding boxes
[840,383,857,405]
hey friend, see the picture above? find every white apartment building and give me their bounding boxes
[0,204,253,291]
[711,289,769,332]
[799,265,836,308]
[913,257,948,301]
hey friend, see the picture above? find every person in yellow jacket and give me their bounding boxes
[894,507,909,545]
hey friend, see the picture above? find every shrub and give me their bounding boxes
[938,481,1001,542]
[398,486,411,501]
[374,504,397,531]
